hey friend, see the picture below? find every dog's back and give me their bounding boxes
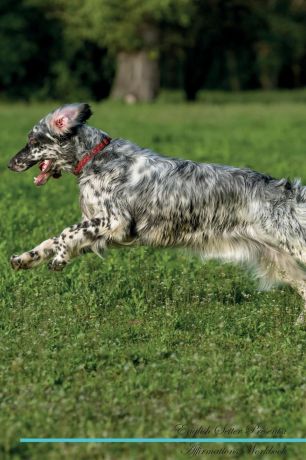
[82,140,306,259]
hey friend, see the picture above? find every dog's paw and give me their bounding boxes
[10,251,42,270]
[10,255,32,270]
[48,257,67,272]
[10,255,22,271]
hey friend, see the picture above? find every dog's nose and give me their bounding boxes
[8,159,15,170]
[8,158,19,171]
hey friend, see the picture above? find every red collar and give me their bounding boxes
[73,136,111,175]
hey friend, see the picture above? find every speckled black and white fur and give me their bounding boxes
[8,103,306,324]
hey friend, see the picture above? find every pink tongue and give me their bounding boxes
[34,160,53,186]
[34,172,52,186]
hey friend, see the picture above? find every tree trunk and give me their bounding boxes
[111,50,159,102]
[183,48,203,101]
[292,63,301,87]
[226,50,241,91]
[255,41,277,90]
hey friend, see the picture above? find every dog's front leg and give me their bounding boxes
[47,217,113,271]
[11,217,125,271]
[10,237,58,270]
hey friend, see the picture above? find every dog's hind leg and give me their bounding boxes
[255,246,306,326]
[280,278,306,325]
[293,283,306,325]
[276,263,306,326]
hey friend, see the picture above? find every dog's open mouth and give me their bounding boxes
[34,160,61,186]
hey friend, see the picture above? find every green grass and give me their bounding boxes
[0,96,306,460]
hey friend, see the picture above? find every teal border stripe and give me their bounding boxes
[20,438,306,443]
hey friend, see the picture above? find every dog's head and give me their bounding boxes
[8,103,93,185]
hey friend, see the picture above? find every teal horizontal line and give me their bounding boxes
[20,438,306,443]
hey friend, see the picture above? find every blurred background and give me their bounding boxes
[2,0,306,103]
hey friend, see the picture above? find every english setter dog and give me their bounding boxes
[8,103,306,324]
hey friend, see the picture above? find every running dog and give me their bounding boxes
[8,103,306,324]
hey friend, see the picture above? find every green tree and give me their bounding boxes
[252,0,306,89]
[36,0,193,101]
[0,0,60,99]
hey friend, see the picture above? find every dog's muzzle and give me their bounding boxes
[8,157,37,172]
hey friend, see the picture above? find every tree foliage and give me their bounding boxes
[1,0,306,100]
[38,0,193,52]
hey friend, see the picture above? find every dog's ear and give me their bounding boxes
[48,103,92,135]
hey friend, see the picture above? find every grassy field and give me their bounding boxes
[0,96,306,460]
